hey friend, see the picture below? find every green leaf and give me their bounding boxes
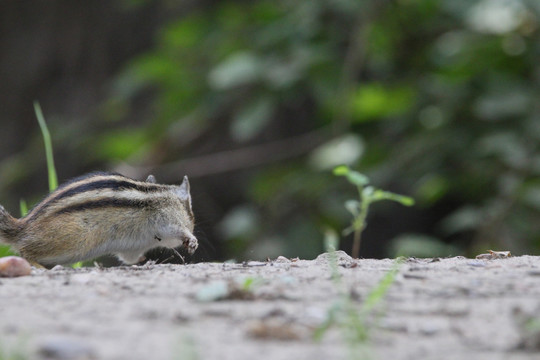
[342,225,355,236]
[19,199,28,217]
[310,135,364,171]
[231,97,273,142]
[349,84,415,122]
[238,276,264,291]
[344,200,360,216]
[372,189,415,206]
[440,206,483,235]
[196,281,229,302]
[334,166,369,186]
[416,175,450,204]
[362,185,375,197]
[208,51,261,90]
[390,234,458,258]
[323,228,339,252]
[95,129,148,160]
[346,171,370,187]
[0,245,16,257]
[333,165,350,176]
[361,259,402,313]
[162,15,208,49]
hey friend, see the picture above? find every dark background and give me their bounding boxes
[1,0,539,262]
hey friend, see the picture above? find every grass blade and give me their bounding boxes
[19,199,28,217]
[33,101,58,191]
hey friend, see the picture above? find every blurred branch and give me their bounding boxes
[115,127,329,180]
[333,2,387,133]
[334,19,367,133]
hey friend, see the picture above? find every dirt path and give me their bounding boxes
[1,252,540,359]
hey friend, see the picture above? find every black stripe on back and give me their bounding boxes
[57,178,163,201]
[25,175,164,222]
[54,198,156,215]
[54,171,122,191]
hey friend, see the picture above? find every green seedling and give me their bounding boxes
[18,200,28,219]
[333,165,414,258]
[0,347,27,360]
[35,103,87,268]
[196,276,264,302]
[35,103,83,267]
[316,229,402,359]
[173,334,199,360]
[239,276,265,292]
[0,337,28,360]
[3,103,83,268]
[0,102,59,257]
[18,102,58,218]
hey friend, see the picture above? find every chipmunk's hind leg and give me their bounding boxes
[28,260,46,269]
[17,249,47,269]
[0,205,20,245]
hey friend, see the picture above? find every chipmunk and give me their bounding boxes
[0,172,198,267]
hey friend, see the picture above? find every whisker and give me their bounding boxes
[171,247,185,264]
[158,255,174,264]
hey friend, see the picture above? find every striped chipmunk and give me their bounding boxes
[0,172,198,268]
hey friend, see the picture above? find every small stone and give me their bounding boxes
[475,250,511,260]
[38,338,96,360]
[0,256,32,277]
[467,261,486,267]
[315,251,353,264]
[243,261,266,267]
[245,319,304,341]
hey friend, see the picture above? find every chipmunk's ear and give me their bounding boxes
[146,175,157,183]
[175,176,191,200]
[175,176,192,209]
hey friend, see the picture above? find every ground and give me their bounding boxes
[1,252,540,360]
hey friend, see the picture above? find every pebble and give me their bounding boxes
[38,338,96,360]
[0,256,32,277]
[315,251,354,266]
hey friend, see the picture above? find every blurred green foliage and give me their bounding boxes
[105,0,540,259]
[2,0,540,260]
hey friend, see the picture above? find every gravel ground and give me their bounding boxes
[1,252,540,360]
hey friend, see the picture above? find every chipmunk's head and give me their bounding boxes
[150,175,197,254]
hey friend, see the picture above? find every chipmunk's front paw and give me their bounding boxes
[183,234,198,255]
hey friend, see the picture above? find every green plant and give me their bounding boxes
[0,246,15,257]
[195,276,264,302]
[17,102,58,218]
[333,165,414,258]
[173,334,199,360]
[315,230,402,359]
[1,104,84,267]
[33,101,58,192]
[239,276,265,292]
[0,337,28,360]
[0,102,60,257]
[0,348,27,360]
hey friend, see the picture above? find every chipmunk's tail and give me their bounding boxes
[0,205,19,245]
